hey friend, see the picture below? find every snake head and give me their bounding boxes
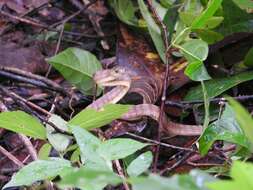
[93,67,131,87]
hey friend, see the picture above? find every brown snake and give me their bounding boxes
[88,67,202,136]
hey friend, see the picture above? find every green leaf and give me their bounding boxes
[127,151,153,177]
[70,126,109,170]
[46,114,72,152]
[58,166,121,190]
[0,111,46,139]
[3,158,71,189]
[38,143,52,160]
[244,47,253,67]
[199,104,250,155]
[47,48,102,95]
[109,0,139,26]
[207,161,253,190]
[217,0,253,35]
[194,29,224,44]
[179,11,198,26]
[97,138,148,161]
[179,39,209,62]
[232,0,253,9]
[227,97,253,147]
[185,71,253,101]
[203,16,224,29]
[138,0,166,63]
[185,61,211,81]
[191,0,223,29]
[130,169,216,190]
[68,104,130,130]
[70,148,80,163]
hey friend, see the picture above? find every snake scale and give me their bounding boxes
[88,67,202,136]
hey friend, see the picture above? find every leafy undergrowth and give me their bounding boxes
[0,0,253,190]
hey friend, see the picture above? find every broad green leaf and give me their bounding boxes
[160,0,175,8]
[109,0,139,26]
[217,0,253,35]
[203,16,224,29]
[46,114,72,152]
[58,166,121,190]
[38,143,52,160]
[68,104,130,130]
[3,158,71,189]
[194,29,224,44]
[97,138,148,161]
[244,47,253,67]
[179,39,209,62]
[70,126,109,170]
[232,0,253,9]
[185,71,253,101]
[227,97,253,147]
[207,161,253,190]
[127,151,153,177]
[185,61,211,81]
[199,104,250,155]
[0,111,46,139]
[138,0,166,63]
[191,0,223,29]
[179,11,198,26]
[47,48,102,95]
[130,169,216,190]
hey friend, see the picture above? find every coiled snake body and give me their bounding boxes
[88,67,202,136]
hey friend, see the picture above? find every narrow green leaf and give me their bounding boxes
[199,104,250,155]
[179,39,209,62]
[3,158,71,189]
[185,71,253,101]
[0,111,46,139]
[227,97,253,147]
[191,0,223,29]
[138,0,166,63]
[97,138,148,161]
[68,104,130,130]
[127,151,153,177]
[47,48,102,95]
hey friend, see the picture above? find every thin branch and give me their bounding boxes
[0,145,24,168]
[0,67,68,95]
[126,132,195,151]
[114,160,131,190]
[146,0,172,172]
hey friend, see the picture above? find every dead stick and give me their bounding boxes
[146,0,172,173]
[0,145,24,168]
